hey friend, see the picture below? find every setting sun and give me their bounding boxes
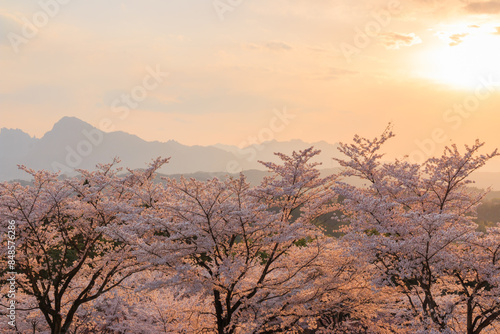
[421,24,500,89]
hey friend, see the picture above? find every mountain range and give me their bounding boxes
[1,117,499,191]
[0,117,343,182]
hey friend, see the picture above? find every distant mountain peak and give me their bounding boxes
[1,127,28,135]
[0,127,34,140]
[0,117,344,183]
[41,117,95,141]
[53,116,92,130]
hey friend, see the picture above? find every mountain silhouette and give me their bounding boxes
[1,117,499,190]
[0,117,342,181]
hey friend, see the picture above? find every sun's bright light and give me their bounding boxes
[420,24,500,90]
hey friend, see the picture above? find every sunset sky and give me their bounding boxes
[1,0,500,168]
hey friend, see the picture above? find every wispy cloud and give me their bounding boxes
[0,11,22,45]
[464,1,500,14]
[448,32,469,46]
[379,32,422,49]
[246,41,293,52]
[436,30,473,46]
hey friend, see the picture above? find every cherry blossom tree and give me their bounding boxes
[5,133,498,334]
[334,127,500,333]
[109,148,373,333]
[0,158,167,334]
[70,270,213,334]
